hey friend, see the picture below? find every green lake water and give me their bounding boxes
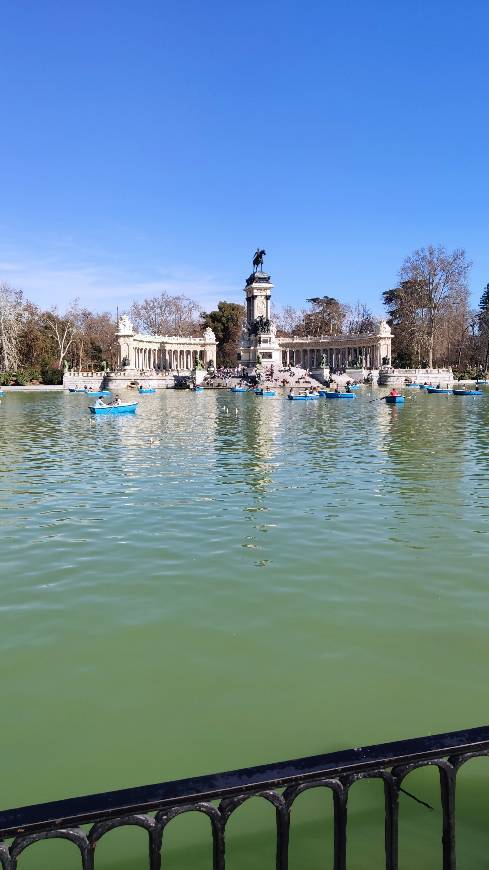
[1,387,489,868]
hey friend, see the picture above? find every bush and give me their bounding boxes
[22,367,42,383]
[41,366,63,385]
[0,371,16,386]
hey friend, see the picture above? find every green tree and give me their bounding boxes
[303,296,347,336]
[202,301,244,367]
[478,283,489,369]
[383,279,429,367]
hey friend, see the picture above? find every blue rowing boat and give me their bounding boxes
[89,402,138,415]
[385,395,405,404]
[407,383,422,388]
[85,390,112,397]
[138,388,156,394]
[192,386,204,392]
[255,388,276,397]
[453,389,483,396]
[288,393,320,400]
[320,391,355,399]
[0,389,4,397]
[426,388,452,394]
[230,387,248,393]
[349,384,361,390]
[69,388,86,393]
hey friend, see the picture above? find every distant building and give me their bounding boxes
[116,315,217,372]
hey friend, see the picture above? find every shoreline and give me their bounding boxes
[1,385,64,392]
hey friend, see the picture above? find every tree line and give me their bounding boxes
[0,284,118,384]
[1,244,489,381]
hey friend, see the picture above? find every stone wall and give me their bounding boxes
[63,371,105,390]
[63,370,176,390]
[378,367,454,386]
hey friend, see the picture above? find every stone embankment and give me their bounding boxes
[1,384,64,392]
[203,366,354,390]
[63,370,175,390]
[378,367,454,387]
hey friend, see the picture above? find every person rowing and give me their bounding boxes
[389,388,399,397]
[94,397,107,408]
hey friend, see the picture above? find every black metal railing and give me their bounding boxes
[1,725,489,869]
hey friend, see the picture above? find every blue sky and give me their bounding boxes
[1,0,488,315]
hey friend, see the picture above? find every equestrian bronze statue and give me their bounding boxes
[252,249,266,271]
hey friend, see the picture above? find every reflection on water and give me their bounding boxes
[1,388,489,868]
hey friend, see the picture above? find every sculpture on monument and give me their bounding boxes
[249,314,272,336]
[253,248,266,272]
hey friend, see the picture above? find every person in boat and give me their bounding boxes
[334,385,340,393]
[389,388,399,397]
[345,384,352,393]
[94,397,107,407]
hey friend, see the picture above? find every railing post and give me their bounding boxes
[439,763,456,870]
[384,775,399,870]
[275,803,290,870]
[333,783,348,870]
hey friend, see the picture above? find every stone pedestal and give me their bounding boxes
[310,366,331,385]
[239,271,281,369]
[193,366,206,385]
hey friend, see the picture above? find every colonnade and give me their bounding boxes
[132,346,212,371]
[281,345,381,370]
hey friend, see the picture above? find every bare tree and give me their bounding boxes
[130,292,202,336]
[400,245,471,368]
[0,282,23,371]
[344,302,377,335]
[44,304,79,368]
[272,304,303,336]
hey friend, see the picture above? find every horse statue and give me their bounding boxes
[253,248,266,271]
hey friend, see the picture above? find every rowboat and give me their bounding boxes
[89,402,138,415]
[406,383,422,388]
[348,384,361,390]
[85,390,111,397]
[426,388,452,394]
[255,388,276,397]
[192,386,204,392]
[0,389,4,397]
[138,388,156,394]
[452,389,483,396]
[288,393,320,400]
[385,395,405,404]
[320,391,355,399]
[69,388,86,393]
[418,384,430,389]
[230,387,248,393]
[476,380,489,385]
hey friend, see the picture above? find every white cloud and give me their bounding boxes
[0,253,242,313]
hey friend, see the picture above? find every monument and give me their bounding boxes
[238,249,282,369]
